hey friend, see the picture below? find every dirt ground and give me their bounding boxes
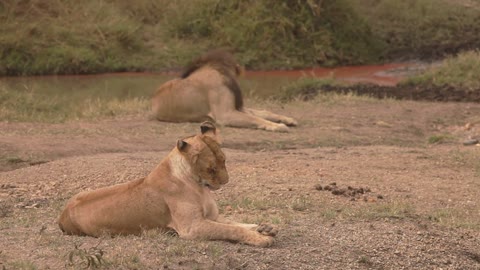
[1,93,480,269]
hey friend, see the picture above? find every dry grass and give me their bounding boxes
[0,85,150,123]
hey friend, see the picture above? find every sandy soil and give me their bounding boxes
[0,96,479,269]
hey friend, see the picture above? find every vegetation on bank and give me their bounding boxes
[1,0,479,75]
[1,49,479,123]
[274,50,480,102]
[403,50,480,90]
[0,86,150,123]
[348,0,480,60]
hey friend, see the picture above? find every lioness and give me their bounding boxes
[151,49,297,132]
[58,122,277,247]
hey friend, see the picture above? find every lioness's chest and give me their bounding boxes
[201,188,219,220]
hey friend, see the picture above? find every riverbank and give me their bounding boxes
[1,0,479,76]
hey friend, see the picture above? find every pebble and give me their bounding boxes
[463,139,479,146]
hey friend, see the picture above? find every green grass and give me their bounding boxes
[428,208,480,230]
[349,201,416,220]
[0,0,377,75]
[0,0,150,75]
[427,134,455,144]
[0,86,150,123]
[0,75,154,123]
[274,77,337,102]
[403,50,480,90]
[163,0,382,68]
[449,149,480,177]
[218,197,278,212]
[5,260,38,270]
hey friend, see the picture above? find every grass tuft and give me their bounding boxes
[66,243,108,269]
[0,85,150,123]
[427,134,454,144]
[428,208,480,230]
[274,77,336,102]
[403,50,480,90]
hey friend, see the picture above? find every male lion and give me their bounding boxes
[58,121,277,247]
[151,49,297,132]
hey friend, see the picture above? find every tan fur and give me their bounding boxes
[151,49,298,132]
[58,122,277,247]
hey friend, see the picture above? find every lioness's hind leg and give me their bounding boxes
[244,108,298,126]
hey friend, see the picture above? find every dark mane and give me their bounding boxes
[181,49,244,110]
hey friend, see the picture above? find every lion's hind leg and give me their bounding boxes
[215,111,289,132]
[243,108,298,126]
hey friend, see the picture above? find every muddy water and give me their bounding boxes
[0,63,418,100]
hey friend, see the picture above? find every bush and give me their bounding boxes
[163,0,383,69]
[348,0,480,60]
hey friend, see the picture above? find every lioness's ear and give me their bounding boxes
[177,140,189,152]
[200,121,216,135]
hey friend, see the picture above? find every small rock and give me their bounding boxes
[1,184,17,189]
[375,120,393,128]
[314,184,323,191]
[25,203,40,209]
[463,139,479,146]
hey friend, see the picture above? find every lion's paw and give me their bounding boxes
[256,223,278,237]
[282,117,298,127]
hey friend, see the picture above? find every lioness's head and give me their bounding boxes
[175,121,228,190]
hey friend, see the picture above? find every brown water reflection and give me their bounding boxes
[0,63,416,100]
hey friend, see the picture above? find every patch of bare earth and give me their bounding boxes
[1,97,479,269]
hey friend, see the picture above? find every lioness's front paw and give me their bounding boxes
[256,223,278,237]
